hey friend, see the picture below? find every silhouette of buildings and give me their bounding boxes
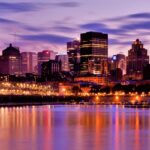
[0,33,149,85]
[41,60,61,81]
[111,54,126,75]
[38,50,57,75]
[0,44,21,75]
[56,55,69,72]
[126,39,149,80]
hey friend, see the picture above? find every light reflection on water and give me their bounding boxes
[0,105,150,150]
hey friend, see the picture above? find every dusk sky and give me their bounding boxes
[0,0,150,56]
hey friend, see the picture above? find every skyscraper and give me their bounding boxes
[21,52,37,74]
[80,32,108,75]
[41,60,61,81]
[0,44,21,75]
[56,55,69,72]
[67,40,80,75]
[38,50,57,75]
[127,39,149,80]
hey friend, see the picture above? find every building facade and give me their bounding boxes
[21,52,37,74]
[143,64,150,80]
[126,39,149,80]
[41,60,61,81]
[111,54,126,75]
[67,40,80,75]
[74,75,108,86]
[38,50,57,75]
[80,32,108,75]
[56,55,69,72]
[0,44,21,75]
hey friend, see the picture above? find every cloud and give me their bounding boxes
[18,34,73,44]
[80,22,127,35]
[0,2,81,13]
[0,2,44,12]
[0,17,76,34]
[51,26,77,32]
[105,12,150,22]
[0,18,18,24]
[80,12,150,38]
[127,13,150,19]
[0,17,47,33]
[109,39,131,45]
[121,21,150,30]
[80,23,107,30]
[79,13,150,49]
[54,2,81,7]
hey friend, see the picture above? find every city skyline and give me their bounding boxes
[0,0,150,56]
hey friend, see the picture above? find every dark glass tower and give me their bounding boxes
[80,32,108,75]
[67,40,80,76]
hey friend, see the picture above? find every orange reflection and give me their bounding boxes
[0,105,149,150]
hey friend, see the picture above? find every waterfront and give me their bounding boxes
[0,105,150,150]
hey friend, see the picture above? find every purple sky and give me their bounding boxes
[0,0,150,56]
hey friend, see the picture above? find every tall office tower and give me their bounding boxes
[21,52,37,74]
[126,39,149,80]
[56,55,69,72]
[0,44,21,75]
[80,32,108,75]
[38,50,57,75]
[41,60,61,81]
[111,54,126,75]
[67,40,80,75]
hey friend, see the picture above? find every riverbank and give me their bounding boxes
[0,95,89,107]
[0,95,149,107]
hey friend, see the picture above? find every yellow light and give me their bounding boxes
[135,95,139,100]
[62,88,66,92]
[96,96,99,100]
[115,96,119,101]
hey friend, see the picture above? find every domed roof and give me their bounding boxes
[2,44,20,56]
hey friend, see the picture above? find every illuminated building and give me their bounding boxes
[126,39,149,80]
[111,54,126,75]
[74,75,108,85]
[56,55,69,72]
[41,60,61,81]
[80,32,108,75]
[0,44,21,75]
[21,52,37,74]
[38,50,57,75]
[67,40,80,75]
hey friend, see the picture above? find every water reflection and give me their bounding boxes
[0,105,150,150]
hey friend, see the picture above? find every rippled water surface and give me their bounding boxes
[0,105,150,150]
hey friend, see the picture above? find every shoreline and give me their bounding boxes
[0,95,149,108]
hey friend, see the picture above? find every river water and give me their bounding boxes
[0,105,150,150]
